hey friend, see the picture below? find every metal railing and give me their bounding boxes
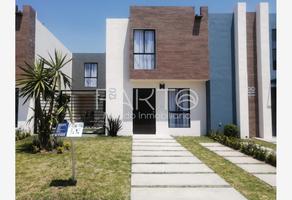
[39,90,106,133]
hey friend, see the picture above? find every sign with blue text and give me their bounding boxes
[55,123,69,137]
[66,122,84,138]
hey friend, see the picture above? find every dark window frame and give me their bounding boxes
[133,29,156,69]
[84,63,98,88]
[168,88,191,128]
[272,28,276,70]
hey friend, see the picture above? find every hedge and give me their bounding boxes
[209,134,276,167]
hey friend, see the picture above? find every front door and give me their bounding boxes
[133,88,156,134]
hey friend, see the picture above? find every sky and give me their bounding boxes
[16,0,276,53]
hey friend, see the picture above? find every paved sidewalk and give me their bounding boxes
[200,143,276,187]
[131,135,247,200]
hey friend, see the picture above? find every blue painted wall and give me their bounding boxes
[207,14,236,132]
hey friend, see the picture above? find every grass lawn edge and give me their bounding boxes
[176,136,276,200]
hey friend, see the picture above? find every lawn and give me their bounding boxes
[16,136,132,200]
[176,136,276,200]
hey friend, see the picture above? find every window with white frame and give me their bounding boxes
[133,29,155,69]
[84,63,97,87]
[168,88,191,128]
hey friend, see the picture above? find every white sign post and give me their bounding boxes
[70,138,76,182]
[55,122,84,183]
[66,122,84,182]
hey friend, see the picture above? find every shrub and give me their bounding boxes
[63,141,71,150]
[52,136,64,148]
[56,146,64,154]
[241,142,256,156]
[209,134,276,167]
[266,152,276,166]
[227,138,241,150]
[105,115,122,137]
[15,129,31,141]
[30,135,67,153]
[223,124,239,137]
[253,147,268,161]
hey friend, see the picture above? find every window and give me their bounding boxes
[272,29,276,70]
[168,89,190,128]
[133,29,155,69]
[84,63,97,87]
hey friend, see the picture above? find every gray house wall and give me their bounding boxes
[207,14,236,132]
[72,53,106,90]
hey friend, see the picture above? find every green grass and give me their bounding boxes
[176,137,276,200]
[246,138,276,151]
[16,136,132,200]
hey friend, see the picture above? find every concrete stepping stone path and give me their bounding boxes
[131,135,247,200]
[200,142,276,187]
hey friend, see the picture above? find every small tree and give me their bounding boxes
[17,50,72,150]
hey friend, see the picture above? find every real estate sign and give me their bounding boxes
[66,123,84,137]
[55,123,69,137]
[55,122,84,137]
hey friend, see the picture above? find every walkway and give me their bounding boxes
[131,135,247,200]
[200,143,276,187]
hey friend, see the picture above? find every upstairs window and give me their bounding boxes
[133,29,155,69]
[84,63,97,87]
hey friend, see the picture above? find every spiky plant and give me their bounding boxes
[105,115,122,137]
[17,50,72,150]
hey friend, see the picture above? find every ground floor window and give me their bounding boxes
[168,88,190,128]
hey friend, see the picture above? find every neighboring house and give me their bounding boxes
[71,53,106,128]
[208,2,276,139]
[16,5,72,132]
[106,2,276,139]
[15,6,106,132]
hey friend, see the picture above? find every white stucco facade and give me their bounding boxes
[106,19,207,136]
[17,16,72,132]
[234,3,249,139]
[35,18,72,82]
[256,3,273,139]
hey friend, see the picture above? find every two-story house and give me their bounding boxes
[106,6,209,136]
[106,3,276,140]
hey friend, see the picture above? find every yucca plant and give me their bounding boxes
[17,50,72,150]
[105,115,122,137]
[39,50,72,129]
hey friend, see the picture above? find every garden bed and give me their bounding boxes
[209,134,276,167]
